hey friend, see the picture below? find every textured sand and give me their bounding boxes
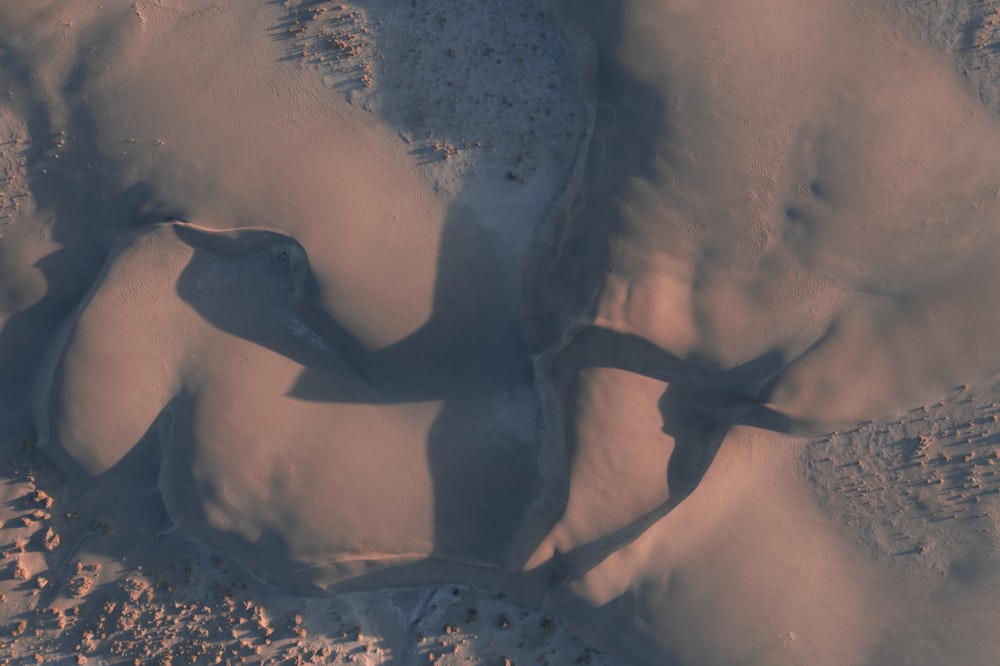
[5,0,1000,664]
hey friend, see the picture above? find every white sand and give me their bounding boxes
[5,0,1000,664]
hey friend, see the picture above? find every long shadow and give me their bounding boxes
[0,36,187,629]
[0,40,183,428]
[172,0,829,582]
[520,0,712,579]
[521,0,672,351]
[19,0,832,598]
[172,199,540,570]
[544,325,826,581]
[0,0,545,594]
[169,209,825,585]
[171,214,532,403]
[522,0,838,581]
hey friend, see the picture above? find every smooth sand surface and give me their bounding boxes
[5,0,1000,664]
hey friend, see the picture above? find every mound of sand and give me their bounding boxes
[36,221,543,587]
[526,0,1000,577]
[6,0,1000,664]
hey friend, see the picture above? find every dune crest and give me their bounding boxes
[7,0,1000,663]
[35,221,548,589]
[525,0,1000,578]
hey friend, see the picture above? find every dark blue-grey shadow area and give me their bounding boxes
[172,0,831,583]
[517,0,810,581]
[168,211,825,587]
[542,324,823,582]
[0,41,185,426]
[171,203,540,570]
[8,0,838,610]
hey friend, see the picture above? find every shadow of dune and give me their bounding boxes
[0,41,183,427]
[15,0,838,600]
[519,0,753,579]
[172,203,538,570]
[172,211,532,403]
[544,325,823,581]
[522,0,670,351]
[517,0,848,581]
[292,206,533,404]
[169,208,822,582]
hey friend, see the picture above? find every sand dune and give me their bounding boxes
[526,0,1000,579]
[37,221,542,586]
[4,0,1000,664]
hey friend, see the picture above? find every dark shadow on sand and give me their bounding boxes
[12,0,830,603]
[0,41,184,426]
[171,201,540,570]
[543,325,824,581]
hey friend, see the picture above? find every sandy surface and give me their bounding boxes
[5,0,1000,664]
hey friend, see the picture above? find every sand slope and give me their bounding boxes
[5,0,1000,664]
[526,0,1000,577]
[36,221,545,586]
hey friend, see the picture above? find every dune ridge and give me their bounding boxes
[5,0,1000,664]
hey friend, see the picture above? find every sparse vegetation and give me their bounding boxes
[806,383,1000,569]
